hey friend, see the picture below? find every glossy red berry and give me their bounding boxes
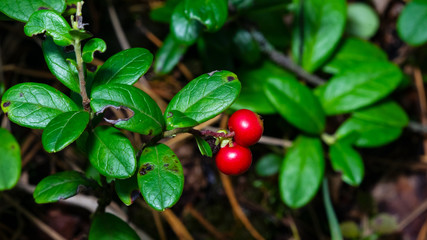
[215,143,252,175]
[228,109,263,147]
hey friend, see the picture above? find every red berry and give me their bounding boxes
[228,109,263,147]
[215,143,252,175]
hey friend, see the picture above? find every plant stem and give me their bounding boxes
[163,127,234,138]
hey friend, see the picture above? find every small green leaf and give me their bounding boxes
[279,135,324,208]
[42,36,80,93]
[255,153,282,177]
[352,101,409,128]
[264,68,325,134]
[316,62,402,115]
[24,10,73,46]
[91,84,165,136]
[69,29,92,41]
[82,38,107,63]
[154,34,188,74]
[92,48,153,88]
[138,144,184,211]
[87,126,136,179]
[165,71,241,130]
[323,38,388,74]
[1,83,80,129]
[194,135,212,157]
[42,111,90,153]
[115,175,140,206]
[33,171,92,203]
[0,0,66,22]
[329,141,364,186]
[322,179,343,240]
[171,2,202,45]
[340,221,360,239]
[184,0,228,32]
[292,0,347,72]
[397,0,427,46]
[165,110,199,130]
[346,3,379,39]
[89,213,140,240]
[0,128,21,191]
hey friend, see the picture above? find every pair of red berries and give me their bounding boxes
[215,109,264,175]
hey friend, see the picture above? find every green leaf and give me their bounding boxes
[82,38,107,63]
[165,71,241,130]
[353,101,409,128]
[33,171,92,203]
[87,126,136,179]
[0,128,21,191]
[1,83,80,129]
[397,0,427,46]
[346,3,379,39]
[184,0,228,32]
[316,62,402,115]
[42,36,80,93]
[279,135,324,208]
[69,29,92,41]
[340,221,360,239]
[150,0,181,23]
[91,84,165,136]
[171,2,202,45]
[292,0,346,72]
[322,179,343,240]
[89,213,140,240]
[0,0,66,22]
[154,34,188,74]
[165,110,199,130]
[232,28,261,64]
[329,141,364,186]
[92,48,153,88]
[138,144,184,211]
[42,111,89,153]
[264,68,325,134]
[24,10,73,46]
[115,175,140,206]
[194,135,212,157]
[255,153,282,177]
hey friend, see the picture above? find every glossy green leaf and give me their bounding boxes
[353,101,409,128]
[92,48,153,88]
[82,38,107,63]
[87,126,136,179]
[138,144,184,211]
[255,153,282,177]
[42,37,80,93]
[0,128,21,191]
[33,171,92,203]
[165,110,198,130]
[322,179,343,240]
[0,0,66,22]
[89,213,140,240]
[329,141,364,186]
[323,38,387,74]
[316,62,402,115]
[154,34,188,74]
[194,135,212,157]
[346,3,379,39]
[165,71,241,130]
[171,2,202,45]
[1,83,80,129]
[24,10,73,46]
[42,111,89,153]
[232,28,261,64]
[279,135,324,208]
[397,0,427,46]
[115,175,140,206]
[184,0,228,32]
[91,84,164,136]
[292,0,346,72]
[264,69,325,134]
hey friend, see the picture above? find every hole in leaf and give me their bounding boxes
[97,105,134,124]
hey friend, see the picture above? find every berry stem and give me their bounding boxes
[163,128,234,138]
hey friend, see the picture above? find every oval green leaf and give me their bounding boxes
[33,171,92,203]
[1,83,80,129]
[0,0,66,22]
[89,213,140,240]
[171,2,201,45]
[346,2,379,39]
[279,135,324,208]
[82,38,107,63]
[92,48,153,88]
[292,0,346,72]
[329,141,364,186]
[165,71,241,130]
[0,128,21,190]
[137,144,184,211]
[154,34,188,74]
[24,10,73,46]
[316,61,402,115]
[87,126,136,179]
[184,0,228,32]
[42,111,90,153]
[91,84,165,136]
[397,0,427,46]
[115,175,140,206]
[255,153,282,177]
[352,101,409,128]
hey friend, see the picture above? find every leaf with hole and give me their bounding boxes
[82,38,107,63]
[329,140,364,186]
[0,0,66,22]
[88,213,140,240]
[115,175,140,206]
[184,0,228,32]
[0,128,21,191]
[154,34,188,74]
[397,0,427,46]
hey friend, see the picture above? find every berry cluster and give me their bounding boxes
[215,109,264,175]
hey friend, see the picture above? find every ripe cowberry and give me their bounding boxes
[228,109,263,147]
[215,143,252,175]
